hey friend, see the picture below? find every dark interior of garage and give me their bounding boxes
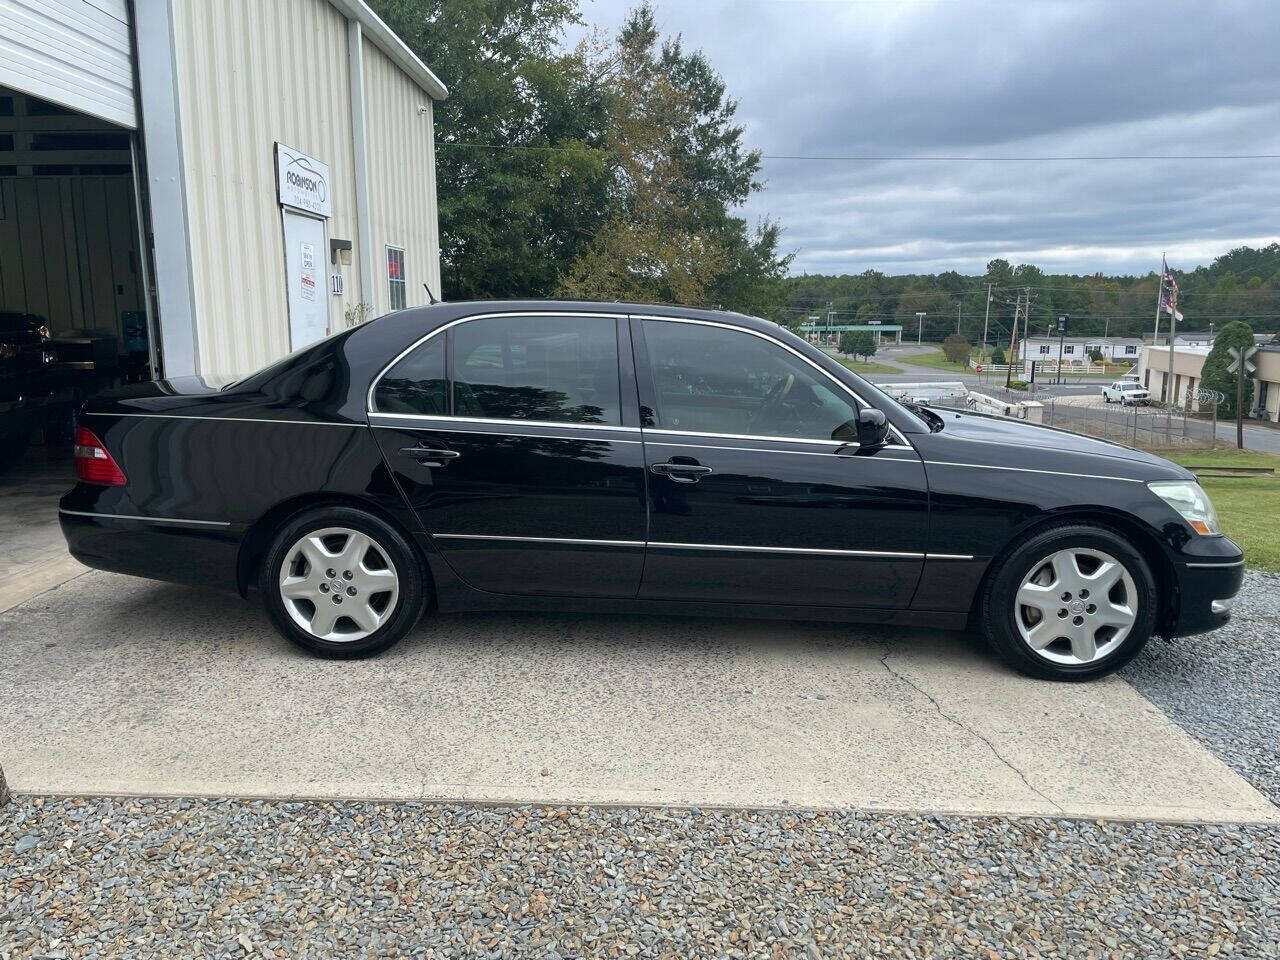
[0,85,154,471]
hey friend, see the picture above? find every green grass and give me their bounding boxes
[900,347,973,373]
[832,356,899,375]
[1168,449,1280,572]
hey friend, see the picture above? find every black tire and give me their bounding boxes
[980,522,1158,681]
[259,506,428,658]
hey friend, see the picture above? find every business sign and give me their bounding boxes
[275,143,331,217]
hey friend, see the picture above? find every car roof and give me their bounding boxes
[375,299,777,334]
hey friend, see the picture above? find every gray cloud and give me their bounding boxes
[577,0,1280,275]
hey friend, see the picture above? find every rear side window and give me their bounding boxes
[373,335,446,415]
[453,315,620,425]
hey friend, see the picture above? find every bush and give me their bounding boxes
[942,333,971,365]
[1201,320,1256,417]
[1088,348,1104,363]
[991,346,1006,365]
[1009,380,1028,390]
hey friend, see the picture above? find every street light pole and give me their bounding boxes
[1057,314,1069,386]
[982,283,992,352]
[916,312,926,345]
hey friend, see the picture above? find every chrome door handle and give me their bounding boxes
[650,461,714,483]
[400,446,461,467]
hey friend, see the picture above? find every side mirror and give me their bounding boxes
[855,408,888,448]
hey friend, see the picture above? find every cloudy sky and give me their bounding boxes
[578,0,1280,276]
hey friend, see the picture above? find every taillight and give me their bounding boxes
[74,425,127,486]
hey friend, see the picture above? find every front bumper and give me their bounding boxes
[1166,538,1246,637]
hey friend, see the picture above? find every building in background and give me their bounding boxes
[1136,342,1280,419]
[1018,335,1144,365]
[1,0,446,384]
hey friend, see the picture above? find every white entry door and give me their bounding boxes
[283,210,328,350]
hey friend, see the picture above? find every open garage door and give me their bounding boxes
[1,86,152,470]
[0,0,136,129]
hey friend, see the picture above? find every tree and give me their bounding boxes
[1201,321,1256,417]
[942,333,971,365]
[1088,348,1104,363]
[839,330,876,359]
[991,346,1006,365]
[557,5,791,317]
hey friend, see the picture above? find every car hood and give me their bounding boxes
[923,408,1194,479]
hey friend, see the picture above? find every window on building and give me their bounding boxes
[1125,345,1137,355]
[373,333,446,416]
[1064,345,1075,355]
[453,315,621,424]
[1039,345,1050,354]
[386,246,407,311]
[642,320,857,440]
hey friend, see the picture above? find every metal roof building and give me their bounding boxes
[1,0,447,379]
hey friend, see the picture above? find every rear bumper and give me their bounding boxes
[1166,539,1246,638]
[59,506,244,592]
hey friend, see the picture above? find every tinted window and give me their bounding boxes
[453,315,621,425]
[643,320,857,440]
[374,334,447,415]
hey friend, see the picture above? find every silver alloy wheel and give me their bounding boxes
[1014,547,1138,665]
[278,527,400,642]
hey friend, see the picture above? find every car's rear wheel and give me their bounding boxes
[260,506,427,658]
[980,522,1158,680]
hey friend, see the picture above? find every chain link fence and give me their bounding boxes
[1038,398,1218,450]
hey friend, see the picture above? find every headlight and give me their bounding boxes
[1148,480,1221,535]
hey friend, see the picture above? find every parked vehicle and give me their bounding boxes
[0,311,63,469]
[1102,380,1151,405]
[60,302,1243,680]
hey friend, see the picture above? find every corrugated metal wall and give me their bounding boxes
[0,0,136,128]
[362,37,441,316]
[171,0,362,375]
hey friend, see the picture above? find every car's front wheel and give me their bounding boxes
[980,523,1158,680]
[260,506,427,658]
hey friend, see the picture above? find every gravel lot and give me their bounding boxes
[3,796,1278,959]
[1124,570,1280,806]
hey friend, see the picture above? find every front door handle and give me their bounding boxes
[650,459,714,483]
[399,445,461,467]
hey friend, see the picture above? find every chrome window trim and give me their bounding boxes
[643,426,913,450]
[59,508,232,527]
[922,461,1144,483]
[364,309,915,449]
[431,532,971,560]
[97,413,362,427]
[366,310,629,415]
[369,411,641,434]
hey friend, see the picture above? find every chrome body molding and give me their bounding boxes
[1184,559,1246,568]
[59,508,232,528]
[101,413,362,427]
[432,532,973,561]
[922,461,1145,483]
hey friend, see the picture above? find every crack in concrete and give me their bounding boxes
[878,647,1064,814]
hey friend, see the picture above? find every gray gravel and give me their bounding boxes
[3,796,1278,958]
[1124,569,1280,805]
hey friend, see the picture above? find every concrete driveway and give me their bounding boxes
[1,569,1274,824]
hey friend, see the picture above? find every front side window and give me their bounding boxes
[453,315,621,424]
[642,320,858,440]
[387,246,406,311]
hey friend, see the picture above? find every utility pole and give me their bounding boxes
[916,311,926,345]
[956,301,962,336]
[1166,271,1179,405]
[1005,291,1023,389]
[1056,314,1069,385]
[982,283,992,353]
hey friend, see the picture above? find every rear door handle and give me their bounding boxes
[650,460,714,483]
[399,445,461,467]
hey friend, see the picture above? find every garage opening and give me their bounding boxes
[0,86,155,472]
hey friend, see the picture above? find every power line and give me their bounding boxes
[435,142,1280,163]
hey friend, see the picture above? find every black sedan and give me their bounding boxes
[59,301,1244,680]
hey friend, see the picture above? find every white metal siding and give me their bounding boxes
[362,37,440,315]
[0,0,136,127]
[171,0,362,376]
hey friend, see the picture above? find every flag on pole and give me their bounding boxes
[1160,255,1183,321]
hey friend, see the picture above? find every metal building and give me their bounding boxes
[0,0,447,389]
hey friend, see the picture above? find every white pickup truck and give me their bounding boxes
[1101,380,1151,405]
